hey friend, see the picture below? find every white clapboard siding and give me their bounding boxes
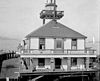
[30,38,39,49]
[77,39,84,49]
[45,38,54,49]
[62,58,68,71]
[45,58,51,69]
[64,39,71,49]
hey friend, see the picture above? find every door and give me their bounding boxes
[55,58,61,69]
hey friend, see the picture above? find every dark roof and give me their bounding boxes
[26,20,87,38]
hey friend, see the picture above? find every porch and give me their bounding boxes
[19,57,97,73]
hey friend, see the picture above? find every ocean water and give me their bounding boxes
[0,58,20,78]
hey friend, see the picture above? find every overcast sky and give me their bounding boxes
[0,0,99,41]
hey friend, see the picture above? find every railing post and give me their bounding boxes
[67,57,71,71]
[6,77,9,81]
[86,57,90,70]
[67,50,69,54]
[50,58,55,71]
[28,38,31,53]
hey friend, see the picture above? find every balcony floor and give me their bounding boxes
[20,68,97,74]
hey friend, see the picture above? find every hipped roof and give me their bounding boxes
[26,20,87,38]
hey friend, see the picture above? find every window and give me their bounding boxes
[89,57,96,68]
[39,38,45,49]
[90,57,96,62]
[71,58,77,66]
[50,6,54,10]
[71,39,77,50]
[46,6,54,10]
[57,40,62,48]
[56,39,63,49]
[38,58,45,67]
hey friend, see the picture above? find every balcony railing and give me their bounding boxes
[20,63,97,72]
[40,10,64,19]
[20,49,96,55]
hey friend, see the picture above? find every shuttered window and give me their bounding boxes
[56,40,62,48]
[71,39,77,50]
[39,38,45,49]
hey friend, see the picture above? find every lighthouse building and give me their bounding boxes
[19,0,97,72]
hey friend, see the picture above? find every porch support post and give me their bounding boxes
[86,57,90,70]
[67,57,71,71]
[50,58,55,71]
[6,77,9,81]
[28,38,31,53]
[29,58,33,71]
[61,58,63,70]
[26,58,30,69]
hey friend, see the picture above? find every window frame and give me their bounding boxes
[55,38,63,49]
[71,39,77,50]
[39,38,45,50]
[38,58,45,68]
[71,58,77,66]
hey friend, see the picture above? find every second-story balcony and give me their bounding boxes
[20,49,96,55]
[40,10,64,19]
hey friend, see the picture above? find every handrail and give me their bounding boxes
[40,10,64,16]
[20,49,96,55]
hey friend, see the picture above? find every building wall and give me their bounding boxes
[77,58,85,69]
[26,58,86,71]
[30,38,39,49]
[31,58,51,69]
[64,39,71,49]
[45,38,54,49]
[31,58,68,70]
[61,58,68,71]
[45,58,51,69]
[77,39,85,49]
[29,38,85,50]
[32,58,38,69]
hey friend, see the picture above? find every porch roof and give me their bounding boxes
[20,54,97,58]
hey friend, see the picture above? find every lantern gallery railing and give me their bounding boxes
[20,49,96,55]
[40,10,64,19]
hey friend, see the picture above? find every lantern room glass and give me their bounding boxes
[46,6,54,10]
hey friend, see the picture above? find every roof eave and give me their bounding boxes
[25,35,87,39]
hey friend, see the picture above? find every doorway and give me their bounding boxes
[55,58,61,69]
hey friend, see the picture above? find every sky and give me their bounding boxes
[0,0,99,41]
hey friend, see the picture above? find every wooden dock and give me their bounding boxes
[19,70,99,81]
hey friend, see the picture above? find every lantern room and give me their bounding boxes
[40,0,64,20]
[45,0,57,11]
